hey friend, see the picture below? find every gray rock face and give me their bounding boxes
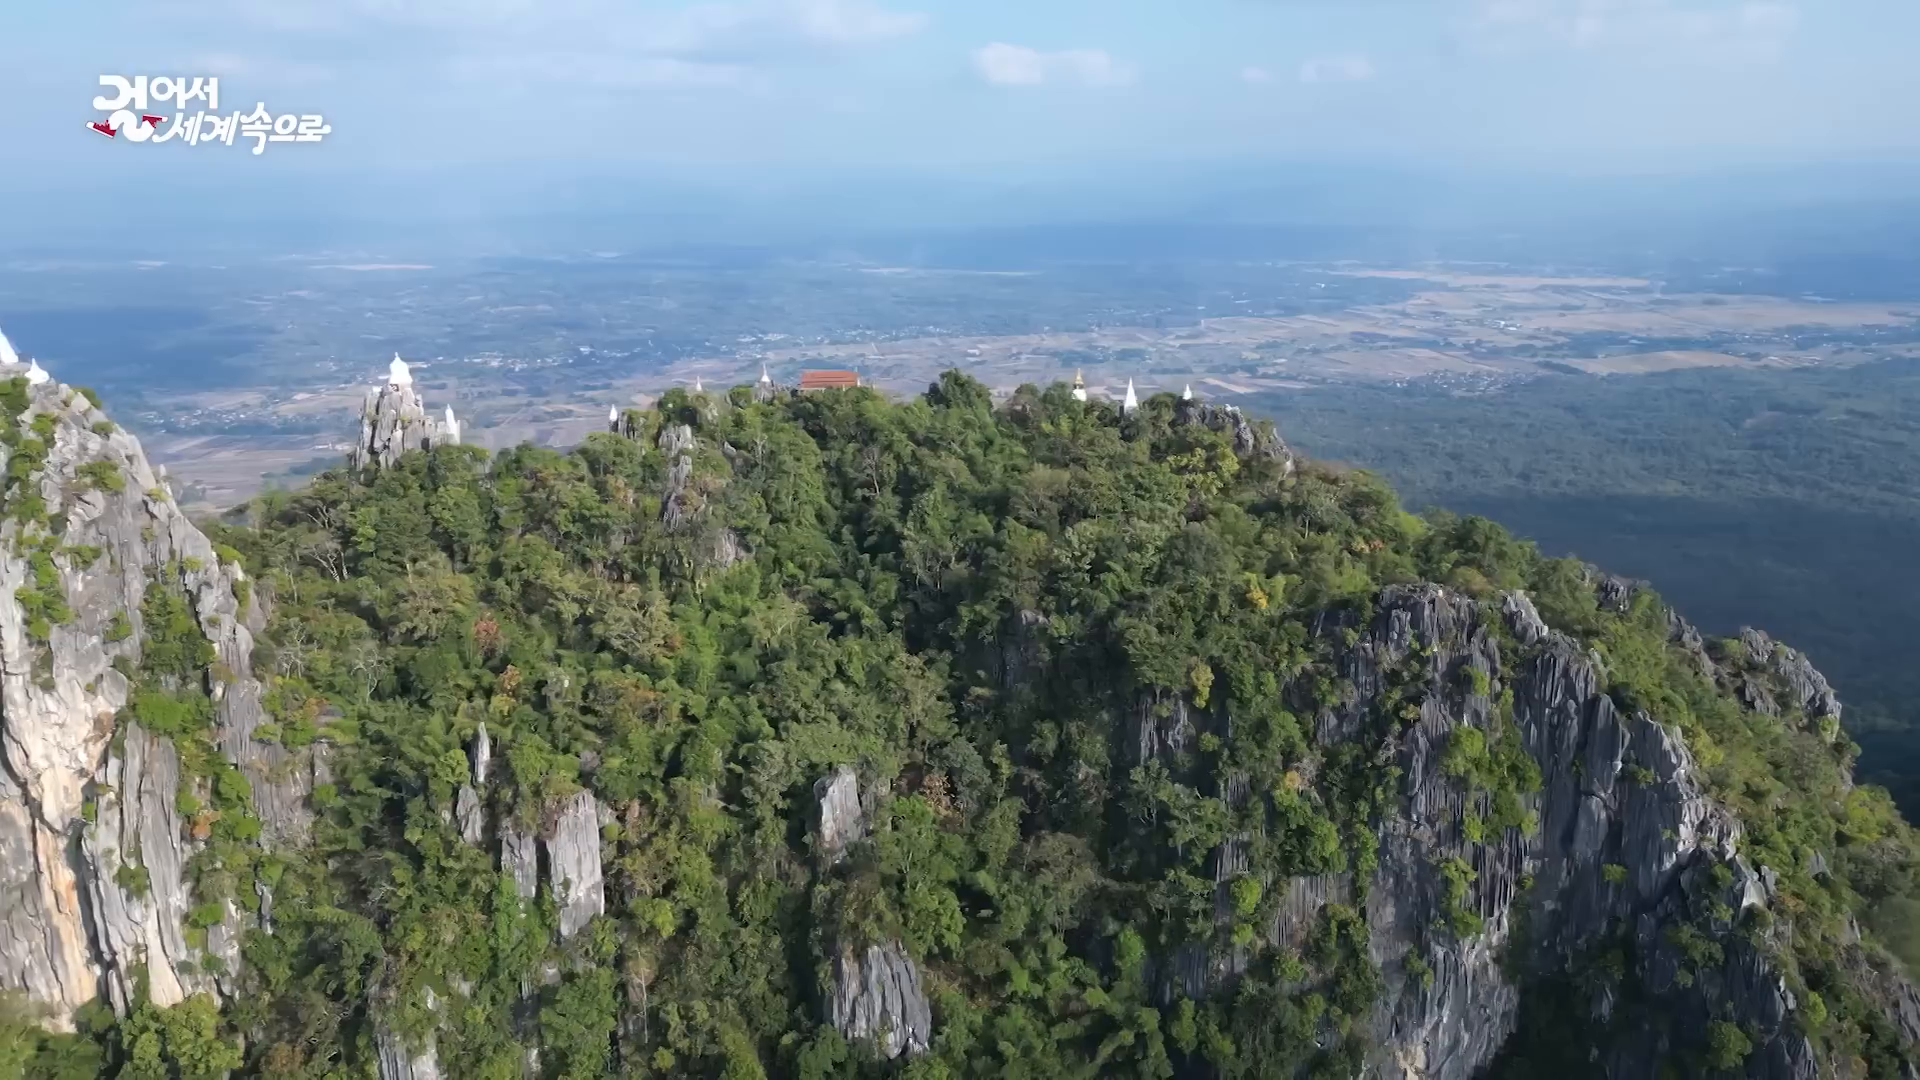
[814,765,866,865]
[0,762,92,1021]
[1737,626,1842,726]
[352,376,457,473]
[83,725,219,1013]
[1172,400,1295,472]
[658,424,698,532]
[812,768,932,1058]
[545,791,605,939]
[502,822,539,901]
[656,422,746,569]
[470,723,491,786]
[0,379,289,1026]
[829,944,933,1060]
[376,1025,441,1080]
[1263,585,1835,1078]
[455,786,485,847]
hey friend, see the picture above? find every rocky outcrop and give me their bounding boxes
[455,725,489,846]
[1173,399,1294,471]
[83,725,219,1013]
[813,767,932,1059]
[0,376,289,1027]
[546,791,605,939]
[829,944,933,1060]
[470,723,491,785]
[502,822,539,901]
[376,1028,440,1080]
[0,762,92,1021]
[352,358,458,472]
[376,996,442,1080]
[814,765,865,866]
[455,786,485,847]
[1735,626,1842,729]
[1238,584,1834,1079]
[658,424,697,532]
[656,421,746,570]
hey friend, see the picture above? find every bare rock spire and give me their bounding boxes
[352,353,455,471]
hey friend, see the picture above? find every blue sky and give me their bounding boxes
[4,0,1919,200]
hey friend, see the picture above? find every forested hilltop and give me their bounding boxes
[2,371,1918,1079]
[1247,356,1920,816]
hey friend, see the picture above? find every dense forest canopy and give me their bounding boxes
[4,372,1916,1079]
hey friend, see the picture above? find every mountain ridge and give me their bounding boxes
[0,369,1913,1078]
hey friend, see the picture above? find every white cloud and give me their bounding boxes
[189,53,334,84]
[1298,55,1376,84]
[1240,66,1272,84]
[180,0,929,77]
[449,54,750,88]
[1469,0,1800,60]
[973,44,1135,87]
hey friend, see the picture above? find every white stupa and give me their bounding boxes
[759,362,772,386]
[25,359,49,386]
[1182,383,1193,401]
[1122,378,1138,414]
[693,376,703,393]
[443,405,460,442]
[388,353,412,388]
[1071,369,1087,403]
[608,404,619,424]
[0,327,19,368]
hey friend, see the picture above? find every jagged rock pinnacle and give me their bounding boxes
[353,358,452,470]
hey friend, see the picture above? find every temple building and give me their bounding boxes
[799,370,860,392]
[1071,370,1087,402]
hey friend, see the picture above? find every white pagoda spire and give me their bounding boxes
[1182,383,1193,401]
[693,376,703,394]
[608,404,619,425]
[25,359,49,386]
[0,326,19,368]
[759,362,772,386]
[1071,368,1087,403]
[388,353,412,388]
[442,405,460,442]
[1122,378,1138,414]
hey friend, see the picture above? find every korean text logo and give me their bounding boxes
[89,76,331,155]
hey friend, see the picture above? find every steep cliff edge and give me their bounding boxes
[0,375,289,1028]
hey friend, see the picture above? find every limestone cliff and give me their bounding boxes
[0,375,290,1027]
[546,790,606,940]
[1131,582,1902,1077]
[813,766,934,1059]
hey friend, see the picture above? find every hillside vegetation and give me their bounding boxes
[1251,356,1920,815]
[3,373,1916,1079]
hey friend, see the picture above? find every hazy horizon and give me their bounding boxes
[7,0,1920,257]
